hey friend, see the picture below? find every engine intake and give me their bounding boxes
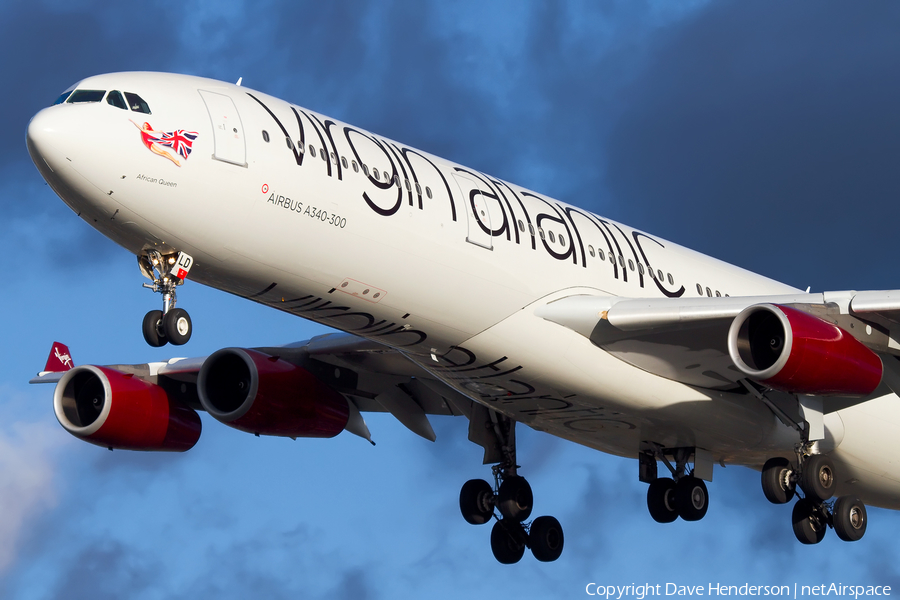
[54,366,201,451]
[727,303,882,396]
[197,348,349,437]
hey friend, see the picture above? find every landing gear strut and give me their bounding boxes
[139,250,194,347]
[458,414,564,564]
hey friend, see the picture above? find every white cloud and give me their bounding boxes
[0,389,66,574]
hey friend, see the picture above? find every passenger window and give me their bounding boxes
[549,231,556,243]
[667,273,674,285]
[363,164,369,176]
[124,92,151,113]
[405,179,412,191]
[706,287,712,297]
[657,269,664,281]
[609,253,615,264]
[638,263,644,275]
[528,224,535,236]
[106,91,127,110]
[589,245,595,257]
[519,220,526,233]
[426,187,433,199]
[648,268,655,279]
[539,228,545,240]
[618,255,625,268]
[262,130,270,142]
[393,174,400,186]
[330,152,336,163]
[559,234,566,246]
[715,291,721,297]
[68,89,106,104]
[352,160,359,173]
[320,149,327,161]
[285,137,292,149]
[415,182,422,195]
[341,156,348,168]
[598,249,605,261]
[298,143,305,154]
[373,168,380,180]
[628,259,634,271]
[309,145,317,158]
[696,284,703,295]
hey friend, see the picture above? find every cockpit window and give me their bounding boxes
[124,92,151,114]
[67,90,106,104]
[106,90,127,110]
[53,91,72,105]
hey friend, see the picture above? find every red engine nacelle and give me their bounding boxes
[53,366,202,451]
[196,348,349,437]
[727,303,883,396]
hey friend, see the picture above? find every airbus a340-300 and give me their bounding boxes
[26,72,900,563]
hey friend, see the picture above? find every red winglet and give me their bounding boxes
[44,342,74,372]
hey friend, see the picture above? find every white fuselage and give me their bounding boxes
[26,72,900,509]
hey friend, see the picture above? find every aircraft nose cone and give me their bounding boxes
[27,107,65,176]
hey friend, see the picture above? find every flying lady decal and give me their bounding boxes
[131,120,198,166]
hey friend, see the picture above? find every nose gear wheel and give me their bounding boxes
[138,250,194,347]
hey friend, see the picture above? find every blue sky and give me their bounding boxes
[4,1,900,598]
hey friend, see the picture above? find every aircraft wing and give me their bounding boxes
[31,333,478,446]
[535,290,900,395]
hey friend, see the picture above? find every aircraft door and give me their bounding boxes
[453,173,492,250]
[198,90,247,167]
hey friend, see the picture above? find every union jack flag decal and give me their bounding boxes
[132,120,199,166]
[156,129,199,160]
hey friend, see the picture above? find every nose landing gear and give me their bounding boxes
[139,250,194,347]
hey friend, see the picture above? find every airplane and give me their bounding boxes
[25,71,900,564]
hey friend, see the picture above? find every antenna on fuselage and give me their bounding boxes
[235,77,243,86]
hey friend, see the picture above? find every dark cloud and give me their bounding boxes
[51,539,162,600]
[602,1,900,290]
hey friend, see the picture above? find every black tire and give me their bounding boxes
[801,454,836,502]
[490,519,526,565]
[791,498,827,544]
[761,457,796,504]
[833,496,867,542]
[459,479,494,525]
[164,308,192,346]
[142,310,167,347]
[647,477,678,523]
[675,476,709,522]
[529,516,564,562]
[497,476,533,522]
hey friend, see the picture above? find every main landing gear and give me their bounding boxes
[642,447,711,524]
[138,250,194,347]
[761,452,867,544]
[458,417,564,564]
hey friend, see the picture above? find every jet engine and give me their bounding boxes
[727,303,883,396]
[54,365,202,451]
[197,348,349,437]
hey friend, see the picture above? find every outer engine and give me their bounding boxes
[54,365,202,451]
[197,348,349,437]
[727,303,883,396]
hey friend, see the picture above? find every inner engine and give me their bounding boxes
[727,303,883,396]
[197,348,349,437]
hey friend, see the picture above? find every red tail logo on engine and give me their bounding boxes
[44,342,74,372]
